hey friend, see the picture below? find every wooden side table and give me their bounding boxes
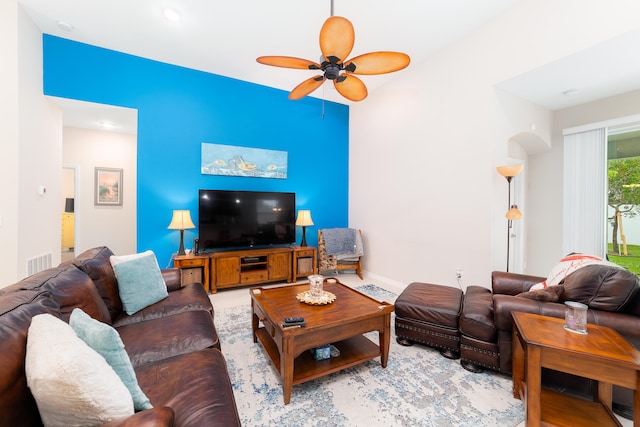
[173,254,210,293]
[291,246,316,282]
[511,311,640,427]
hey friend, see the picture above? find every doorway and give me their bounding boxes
[62,165,78,263]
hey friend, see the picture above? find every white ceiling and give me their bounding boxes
[18,0,640,134]
[497,27,640,111]
[19,0,519,133]
[49,97,138,135]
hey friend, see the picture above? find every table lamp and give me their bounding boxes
[168,210,195,255]
[295,210,314,247]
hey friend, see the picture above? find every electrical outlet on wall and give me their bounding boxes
[456,268,463,280]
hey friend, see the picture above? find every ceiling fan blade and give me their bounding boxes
[334,74,368,102]
[344,52,411,75]
[289,75,326,100]
[256,56,321,70]
[319,16,355,64]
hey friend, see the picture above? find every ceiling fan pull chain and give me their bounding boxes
[322,86,325,120]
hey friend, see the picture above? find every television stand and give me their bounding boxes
[174,246,318,292]
[211,247,293,292]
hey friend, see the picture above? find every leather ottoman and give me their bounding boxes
[394,282,463,359]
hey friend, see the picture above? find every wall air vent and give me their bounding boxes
[26,253,52,276]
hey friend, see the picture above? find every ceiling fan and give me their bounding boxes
[257,13,410,102]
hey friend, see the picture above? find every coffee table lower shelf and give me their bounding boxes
[255,327,381,386]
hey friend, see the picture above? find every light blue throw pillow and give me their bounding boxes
[69,308,153,411]
[110,250,168,315]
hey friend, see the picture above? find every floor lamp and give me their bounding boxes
[496,164,523,272]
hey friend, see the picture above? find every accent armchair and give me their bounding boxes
[318,228,364,279]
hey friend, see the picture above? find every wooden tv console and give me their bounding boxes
[174,246,317,293]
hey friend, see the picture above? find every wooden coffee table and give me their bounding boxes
[250,280,394,404]
[512,311,640,427]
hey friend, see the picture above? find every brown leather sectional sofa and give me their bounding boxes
[458,266,640,417]
[395,264,640,418]
[0,246,241,426]
[459,267,640,374]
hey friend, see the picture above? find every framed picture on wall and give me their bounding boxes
[201,142,288,179]
[94,167,123,206]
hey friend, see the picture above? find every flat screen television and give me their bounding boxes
[198,189,296,251]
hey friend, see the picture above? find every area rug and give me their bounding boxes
[215,284,524,426]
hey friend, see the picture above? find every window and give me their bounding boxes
[607,124,640,273]
[563,116,640,272]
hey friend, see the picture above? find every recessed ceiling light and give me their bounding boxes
[99,121,117,130]
[56,20,74,32]
[163,8,181,22]
[562,89,579,97]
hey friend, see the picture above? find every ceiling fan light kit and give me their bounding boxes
[257,15,410,102]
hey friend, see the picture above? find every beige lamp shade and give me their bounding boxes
[496,164,524,178]
[167,210,195,230]
[505,205,523,220]
[295,210,314,227]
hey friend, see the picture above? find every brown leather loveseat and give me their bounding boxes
[0,246,241,426]
[458,265,640,417]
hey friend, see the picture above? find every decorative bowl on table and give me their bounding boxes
[296,290,336,305]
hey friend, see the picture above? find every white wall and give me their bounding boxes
[493,89,552,274]
[2,2,62,286]
[0,0,20,286]
[5,5,63,287]
[350,0,640,289]
[1,4,136,287]
[62,127,137,256]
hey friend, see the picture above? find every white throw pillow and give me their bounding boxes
[26,314,134,426]
[529,253,615,291]
[109,250,168,315]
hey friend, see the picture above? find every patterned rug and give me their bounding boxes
[215,284,524,426]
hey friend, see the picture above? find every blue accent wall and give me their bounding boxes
[43,35,349,266]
